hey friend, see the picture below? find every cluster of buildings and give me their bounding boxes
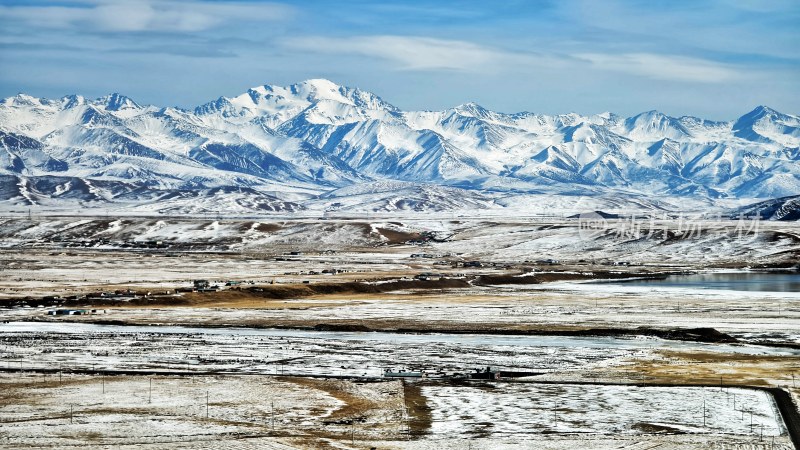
[47,308,105,316]
[383,366,535,380]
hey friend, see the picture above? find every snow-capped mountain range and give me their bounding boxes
[1,79,798,213]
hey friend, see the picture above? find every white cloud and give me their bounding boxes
[285,35,539,72]
[0,0,294,33]
[285,34,746,85]
[575,53,742,83]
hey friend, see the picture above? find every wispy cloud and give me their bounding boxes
[575,53,743,83]
[113,44,238,58]
[284,35,561,72]
[286,34,741,84]
[0,0,294,33]
[286,35,500,71]
[0,41,88,53]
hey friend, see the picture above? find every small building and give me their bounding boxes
[414,272,442,281]
[536,258,560,265]
[47,309,105,316]
[384,369,425,378]
[470,366,500,380]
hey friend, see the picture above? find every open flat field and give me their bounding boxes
[1,215,799,448]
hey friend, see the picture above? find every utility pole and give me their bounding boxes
[553,403,558,426]
[702,399,706,427]
[405,405,410,439]
[206,391,209,418]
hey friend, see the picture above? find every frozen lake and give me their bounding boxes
[603,272,800,292]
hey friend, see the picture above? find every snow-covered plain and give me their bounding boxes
[3,321,795,377]
[0,215,797,265]
[1,372,792,450]
[0,372,405,448]
[0,214,798,448]
[0,322,795,448]
[424,383,783,437]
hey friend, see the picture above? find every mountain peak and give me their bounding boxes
[454,102,487,112]
[631,110,667,120]
[457,101,482,108]
[733,105,785,130]
[623,109,690,140]
[454,102,490,117]
[750,105,777,115]
[298,78,342,91]
[95,93,140,111]
[5,93,44,107]
[732,105,799,145]
[234,79,353,108]
[61,94,86,109]
[279,79,349,103]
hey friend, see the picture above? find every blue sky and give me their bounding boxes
[0,0,797,119]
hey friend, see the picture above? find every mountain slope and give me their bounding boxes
[733,195,800,221]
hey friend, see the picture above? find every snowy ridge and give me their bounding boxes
[733,195,800,221]
[0,79,799,214]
